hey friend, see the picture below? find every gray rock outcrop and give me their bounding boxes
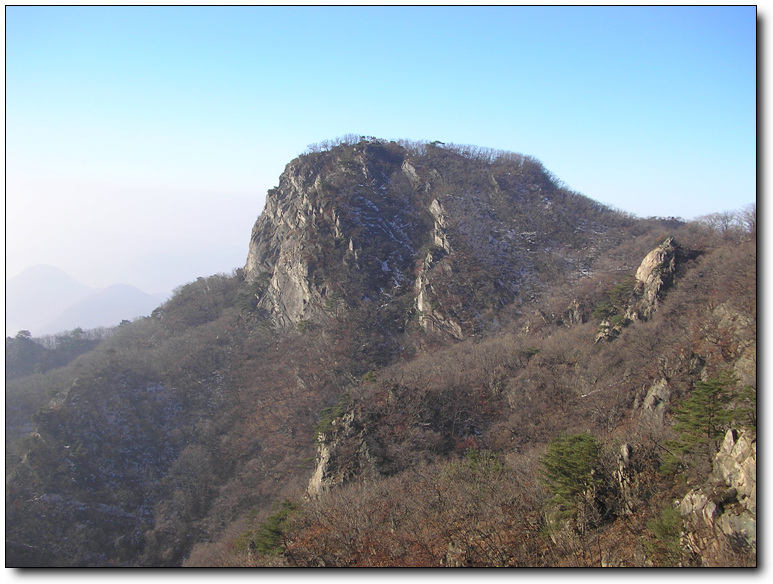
[244,144,426,330]
[307,408,377,497]
[595,237,678,342]
[679,428,756,565]
[639,378,672,427]
[628,236,678,321]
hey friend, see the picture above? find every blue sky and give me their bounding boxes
[5,5,757,294]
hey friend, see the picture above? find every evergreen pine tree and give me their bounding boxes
[662,371,738,472]
[540,432,602,533]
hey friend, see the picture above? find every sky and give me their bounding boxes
[4,5,757,295]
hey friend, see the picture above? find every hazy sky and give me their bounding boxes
[5,5,757,294]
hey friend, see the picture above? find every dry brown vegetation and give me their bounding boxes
[5,140,755,567]
[191,213,754,567]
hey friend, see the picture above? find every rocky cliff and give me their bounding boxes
[307,407,378,497]
[630,237,678,320]
[595,237,679,342]
[245,138,631,337]
[244,140,429,330]
[679,428,756,565]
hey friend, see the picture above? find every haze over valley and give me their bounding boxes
[5,265,169,337]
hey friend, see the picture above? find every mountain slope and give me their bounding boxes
[4,138,756,568]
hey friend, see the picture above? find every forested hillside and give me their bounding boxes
[5,138,756,567]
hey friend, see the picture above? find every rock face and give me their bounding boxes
[245,138,630,336]
[561,298,583,327]
[679,428,756,565]
[639,378,672,427]
[595,238,678,342]
[244,141,449,331]
[307,409,377,497]
[614,443,637,515]
[628,237,678,321]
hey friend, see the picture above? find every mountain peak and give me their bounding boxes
[244,138,632,337]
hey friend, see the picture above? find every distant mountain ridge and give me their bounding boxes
[5,265,167,336]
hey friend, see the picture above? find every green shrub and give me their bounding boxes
[460,448,504,473]
[314,393,351,440]
[591,299,614,322]
[323,292,344,315]
[235,500,298,556]
[644,504,683,566]
[296,319,316,334]
[520,346,541,359]
[592,276,636,323]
